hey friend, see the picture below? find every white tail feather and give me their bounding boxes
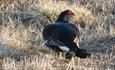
[59,46,70,52]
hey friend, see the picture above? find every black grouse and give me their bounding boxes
[42,10,90,59]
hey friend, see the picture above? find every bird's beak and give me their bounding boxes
[72,13,75,16]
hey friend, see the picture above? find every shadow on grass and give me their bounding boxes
[80,36,115,55]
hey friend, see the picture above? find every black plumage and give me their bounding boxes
[42,10,90,59]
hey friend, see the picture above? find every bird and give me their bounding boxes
[42,10,90,59]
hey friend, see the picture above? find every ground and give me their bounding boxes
[0,0,115,70]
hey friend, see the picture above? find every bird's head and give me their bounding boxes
[56,10,75,23]
[66,10,75,17]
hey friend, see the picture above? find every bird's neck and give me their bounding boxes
[56,21,69,23]
[56,14,69,23]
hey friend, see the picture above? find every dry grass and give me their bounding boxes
[0,0,115,70]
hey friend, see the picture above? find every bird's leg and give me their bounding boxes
[65,51,76,60]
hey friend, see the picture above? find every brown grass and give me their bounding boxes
[0,0,115,70]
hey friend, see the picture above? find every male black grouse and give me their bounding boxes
[42,10,90,59]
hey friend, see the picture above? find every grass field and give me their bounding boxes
[0,0,115,70]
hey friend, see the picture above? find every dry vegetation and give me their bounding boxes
[0,0,115,70]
